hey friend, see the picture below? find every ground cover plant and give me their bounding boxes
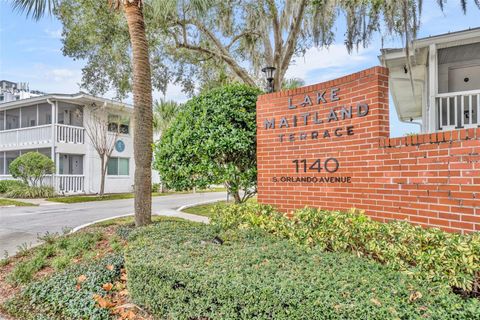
[3,212,479,320]
[126,220,480,319]
[0,216,175,320]
[210,202,480,296]
[3,255,124,320]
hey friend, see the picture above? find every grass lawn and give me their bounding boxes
[182,197,256,217]
[1,215,478,320]
[47,187,226,204]
[181,201,228,217]
[0,198,36,207]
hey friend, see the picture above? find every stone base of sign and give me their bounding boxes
[256,66,480,233]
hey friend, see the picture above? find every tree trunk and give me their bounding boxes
[231,190,241,203]
[99,155,105,196]
[124,1,153,227]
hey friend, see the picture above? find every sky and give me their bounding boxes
[1,0,480,137]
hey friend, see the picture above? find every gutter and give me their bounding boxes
[46,98,56,178]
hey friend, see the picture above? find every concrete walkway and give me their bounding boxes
[0,192,226,256]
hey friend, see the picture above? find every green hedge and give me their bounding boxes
[125,220,480,319]
[3,254,123,320]
[0,180,26,193]
[210,203,480,294]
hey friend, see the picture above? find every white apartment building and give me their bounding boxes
[0,93,135,194]
[0,80,45,103]
[380,27,480,133]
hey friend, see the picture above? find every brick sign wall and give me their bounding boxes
[256,66,480,233]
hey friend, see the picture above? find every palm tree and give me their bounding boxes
[13,0,154,226]
[282,78,306,90]
[152,99,182,192]
[153,99,183,138]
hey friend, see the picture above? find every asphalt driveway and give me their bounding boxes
[0,192,227,256]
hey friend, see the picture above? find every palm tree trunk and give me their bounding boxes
[123,1,152,227]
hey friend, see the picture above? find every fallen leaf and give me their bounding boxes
[120,273,127,281]
[77,275,87,283]
[409,291,422,302]
[118,309,136,319]
[119,289,129,296]
[102,282,114,291]
[106,265,114,271]
[93,294,115,309]
[370,298,382,306]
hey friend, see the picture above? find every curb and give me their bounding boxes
[70,199,224,234]
[69,213,135,234]
[177,199,223,212]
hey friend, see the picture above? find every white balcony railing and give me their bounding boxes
[436,89,480,131]
[0,174,84,194]
[0,124,85,149]
[0,125,52,148]
[55,174,85,193]
[56,124,85,144]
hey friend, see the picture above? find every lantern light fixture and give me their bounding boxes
[261,66,276,93]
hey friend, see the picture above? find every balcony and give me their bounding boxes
[0,124,85,149]
[436,89,480,131]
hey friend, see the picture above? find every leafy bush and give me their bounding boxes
[154,83,260,203]
[3,254,123,320]
[151,182,161,193]
[210,203,480,294]
[5,185,55,198]
[125,220,480,320]
[0,180,26,193]
[9,152,55,187]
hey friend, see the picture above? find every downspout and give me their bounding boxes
[46,98,57,190]
[400,117,423,132]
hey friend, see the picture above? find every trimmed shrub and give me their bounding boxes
[0,180,26,193]
[210,203,480,294]
[125,220,480,320]
[9,152,55,187]
[3,254,123,320]
[154,83,260,203]
[5,185,55,198]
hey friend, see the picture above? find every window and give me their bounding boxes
[108,114,130,134]
[107,157,129,176]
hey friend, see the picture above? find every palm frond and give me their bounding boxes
[12,0,58,21]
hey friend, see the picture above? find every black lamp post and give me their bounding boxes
[262,66,276,93]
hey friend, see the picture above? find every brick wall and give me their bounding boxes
[256,66,480,233]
